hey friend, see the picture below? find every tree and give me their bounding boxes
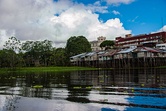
[21,41,35,66]
[100,40,115,50]
[3,37,21,53]
[50,48,68,66]
[39,40,52,66]
[65,36,91,57]
[0,49,11,67]
[3,37,22,68]
[21,40,53,66]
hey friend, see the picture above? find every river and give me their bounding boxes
[0,68,166,111]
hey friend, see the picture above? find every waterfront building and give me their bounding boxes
[156,43,166,50]
[115,32,166,48]
[90,36,106,51]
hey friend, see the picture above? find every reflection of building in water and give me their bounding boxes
[69,70,114,86]
[69,71,93,86]
[0,69,166,99]
[69,69,166,88]
[138,68,166,87]
[112,69,137,86]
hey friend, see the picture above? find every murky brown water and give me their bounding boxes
[0,68,166,111]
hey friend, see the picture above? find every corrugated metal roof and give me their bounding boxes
[103,50,119,56]
[97,51,105,55]
[70,53,87,59]
[85,52,96,56]
[118,47,136,54]
[97,51,106,57]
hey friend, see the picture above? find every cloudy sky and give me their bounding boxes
[0,0,166,48]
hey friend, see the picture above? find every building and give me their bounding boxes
[115,32,166,48]
[156,43,166,50]
[90,36,106,51]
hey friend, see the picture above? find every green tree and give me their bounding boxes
[39,40,52,66]
[22,40,52,66]
[3,37,21,52]
[3,37,22,68]
[0,49,11,67]
[100,40,115,50]
[50,48,68,66]
[21,41,35,66]
[65,36,91,57]
[0,49,21,68]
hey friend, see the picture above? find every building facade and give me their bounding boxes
[90,36,106,51]
[115,32,166,48]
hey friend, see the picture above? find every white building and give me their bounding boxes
[156,43,166,50]
[90,36,106,51]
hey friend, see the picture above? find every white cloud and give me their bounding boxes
[0,29,17,49]
[0,0,131,49]
[105,0,135,5]
[0,30,9,49]
[112,10,120,15]
[131,16,139,22]
[159,25,166,32]
[86,1,108,14]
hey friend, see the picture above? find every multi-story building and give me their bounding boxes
[90,36,106,51]
[115,32,166,48]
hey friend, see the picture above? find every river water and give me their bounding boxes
[0,68,166,111]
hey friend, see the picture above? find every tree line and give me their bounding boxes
[0,36,92,68]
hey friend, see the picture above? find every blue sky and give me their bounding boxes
[0,0,166,48]
[73,0,166,35]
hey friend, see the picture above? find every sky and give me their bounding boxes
[0,0,166,48]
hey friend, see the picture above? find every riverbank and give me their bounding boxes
[157,66,166,68]
[0,66,98,74]
[0,66,165,74]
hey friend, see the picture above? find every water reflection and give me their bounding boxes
[0,68,166,111]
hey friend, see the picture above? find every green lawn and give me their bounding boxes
[0,66,98,73]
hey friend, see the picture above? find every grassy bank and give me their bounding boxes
[0,66,165,74]
[0,66,98,73]
[156,66,166,68]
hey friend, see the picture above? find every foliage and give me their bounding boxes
[3,37,21,52]
[21,40,52,66]
[65,36,91,57]
[0,35,91,68]
[50,48,69,66]
[0,49,11,67]
[100,40,115,50]
[2,37,22,68]
[0,49,21,68]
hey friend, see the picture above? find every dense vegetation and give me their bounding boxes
[66,36,91,57]
[0,36,91,68]
[100,40,115,50]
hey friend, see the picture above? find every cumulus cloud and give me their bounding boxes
[0,29,11,49]
[158,25,166,32]
[86,1,108,14]
[0,0,131,49]
[105,0,135,5]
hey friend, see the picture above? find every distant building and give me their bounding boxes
[115,32,166,48]
[90,36,106,51]
[156,43,166,50]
